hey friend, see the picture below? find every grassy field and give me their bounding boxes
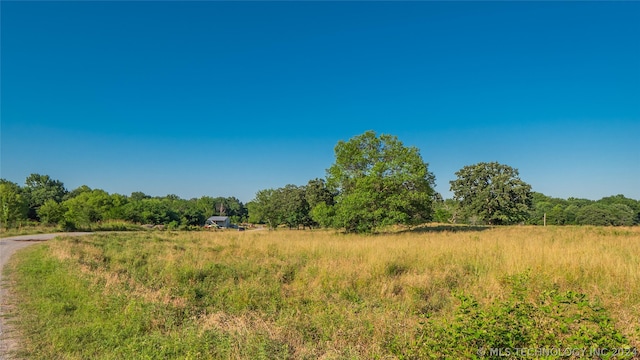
[0,220,145,238]
[0,223,59,238]
[4,226,640,359]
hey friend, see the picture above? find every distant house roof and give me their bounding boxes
[207,216,229,221]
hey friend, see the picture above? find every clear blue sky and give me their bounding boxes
[2,1,639,203]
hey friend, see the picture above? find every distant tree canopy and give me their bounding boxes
[24,173,67,220]
[528,193,639,226]
[450,162,533,225]
[247,180,332,230]
[0,180,28,230]
[0,174,248,230]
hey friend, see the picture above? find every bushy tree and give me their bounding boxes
[310,201,336,228]
[0,180,28,229]
[598,195,640,225]
[37,199,67,225]
[63,196,98,229]
[606,204,636,226]
[563,204,580,225]
[248,189,280,228]
[529,193,638,226]
[61,189,119,228]
[575,203,635,226]
[181,205,206,226]
[450,162,532,225]
[165,197,205,226]
[326,131,435,233]
[305,178,336,209]
[63,185,92,201]
[247,186,311,229]
[23,173,67,220]
[433,198,458,223]
[196,196,218,219]
[306,178,337,228]
[138,199,179,225]
[280,185,312,229]
[105,193,129,220]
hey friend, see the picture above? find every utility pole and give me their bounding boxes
[543,213,547,227]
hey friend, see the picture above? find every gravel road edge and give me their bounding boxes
[0,233,92,359]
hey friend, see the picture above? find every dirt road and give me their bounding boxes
[0,233,92,359]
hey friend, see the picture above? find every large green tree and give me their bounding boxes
[326,131,435,233]
[450,162,532,225]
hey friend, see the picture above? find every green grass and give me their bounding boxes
[4,227,640,359]
[6,244,287,359]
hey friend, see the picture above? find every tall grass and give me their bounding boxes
[5,226,639,359]
[0,223,58,238]
[0,220,145,237]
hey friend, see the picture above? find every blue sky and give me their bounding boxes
[1,1,639,203]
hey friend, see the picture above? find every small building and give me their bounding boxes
[205,216,230,228]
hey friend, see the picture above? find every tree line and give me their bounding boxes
[248,131,639,231]
[2,131,638,232]
[0,174,247,231]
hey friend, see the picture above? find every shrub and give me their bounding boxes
[398,272,635,359]
[58,219,77,232]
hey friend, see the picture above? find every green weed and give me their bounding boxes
[396,272,635,359]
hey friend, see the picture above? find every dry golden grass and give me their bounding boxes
[193,226,640,338]
[28,225,640,358]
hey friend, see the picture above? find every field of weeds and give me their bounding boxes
[5,226,640,359]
